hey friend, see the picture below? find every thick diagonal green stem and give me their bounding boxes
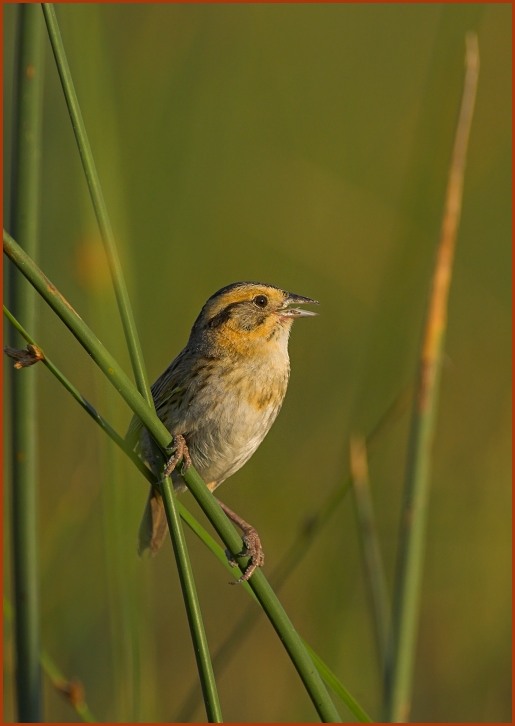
[7,6,45,721]
[172,466,344,723]
[4,229,342,721]
[6,303,372,723]
[6,268,221,722]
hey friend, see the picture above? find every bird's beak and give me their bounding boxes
[279,294,319,318]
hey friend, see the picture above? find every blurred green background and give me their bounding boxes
[3,3,511,722]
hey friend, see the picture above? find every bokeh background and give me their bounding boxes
[3,3,511,723]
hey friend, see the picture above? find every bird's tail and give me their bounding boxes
[138,488,169,556]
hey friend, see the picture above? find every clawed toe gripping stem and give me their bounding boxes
[218,499,265,584]
[163,433,191,477]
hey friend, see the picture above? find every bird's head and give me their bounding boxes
[190,281,318,357]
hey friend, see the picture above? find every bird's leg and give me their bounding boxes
[163,433,191,477]
[216,498,265,583]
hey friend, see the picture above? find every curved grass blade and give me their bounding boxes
[384,34,480,722]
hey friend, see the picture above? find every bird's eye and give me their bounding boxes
[253,294,268,308]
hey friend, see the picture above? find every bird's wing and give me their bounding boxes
[124,351,187,449]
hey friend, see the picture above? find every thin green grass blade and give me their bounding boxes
[6,5,45,720]
[40,2,150,404]
[39,8,223,717]
[384,35,480,722]
[350,435,390,670]
[4,306,134,458]
[304,643,373,722]
[159,477,223,722]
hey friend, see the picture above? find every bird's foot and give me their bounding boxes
[163,433,191,477]
[226,526,265,584]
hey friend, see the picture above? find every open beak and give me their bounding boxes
[279,293,319,318]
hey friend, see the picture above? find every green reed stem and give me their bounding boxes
[4,229,342,721]
[40,7,223,718]
[384,34,479,722]
[40,2,150,403]
[7,6,45,721]
[159,477,223,722]
[350,436,390,671]
[3,305,144,474]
